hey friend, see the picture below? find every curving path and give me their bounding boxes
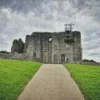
[18,64,85,100]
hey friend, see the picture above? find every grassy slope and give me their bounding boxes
[0,59,42,100]
[65,64,100,100]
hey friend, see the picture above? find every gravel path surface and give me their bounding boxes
[18,64,85,100]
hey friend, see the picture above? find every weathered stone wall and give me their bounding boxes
[24,35,35,59]
[73,31,82,63]
[23,31,82,63]
[10,52,28,60]
[11,38,24,53]
[80,59,100,66]
[0,53,12,59]
[0,52,28,60]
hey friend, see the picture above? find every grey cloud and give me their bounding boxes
[0,0,13,7]
[0,0,43,13]
[0,0,100,61]
[84,44,100,50]
[88,52,100,57]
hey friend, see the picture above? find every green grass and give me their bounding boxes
[64,64,100,100]
[0,59,42,100]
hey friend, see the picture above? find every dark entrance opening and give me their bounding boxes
[33,52,36,59]
[61,54,65,63]
[54,54,58,64]
[66,58,69,63]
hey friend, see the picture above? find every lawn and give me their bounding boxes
[64,64,100,100]
[0,59,42,100]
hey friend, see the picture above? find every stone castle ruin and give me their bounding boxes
[11,24,82,63]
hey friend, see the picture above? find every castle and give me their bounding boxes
[11,25,82,63]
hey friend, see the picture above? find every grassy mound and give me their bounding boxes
[0,59,42,100]
[65,64,100,100]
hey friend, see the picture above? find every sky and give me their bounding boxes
[0,0,100,62]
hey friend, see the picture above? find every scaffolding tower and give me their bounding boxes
[64,24,74,32]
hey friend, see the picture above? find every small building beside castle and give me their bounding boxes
[11,25,82,63]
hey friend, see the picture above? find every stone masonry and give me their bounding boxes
[11,38,24,53]
[11,30,82,63]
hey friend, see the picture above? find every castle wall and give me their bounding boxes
[41,33,49,63]
[52,33,60,63]
[58,32,74,63]
[73,31,82,63]
[14,31,82,63]
[24,35,35,59]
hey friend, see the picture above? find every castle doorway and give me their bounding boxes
[66,58,69,63]
[33,52,36,59]
[61,54,65,63]
[54,54,58,63]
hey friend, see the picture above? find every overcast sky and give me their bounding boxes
[0,0,100,61]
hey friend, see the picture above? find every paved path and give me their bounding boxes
[18,64,85,100]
